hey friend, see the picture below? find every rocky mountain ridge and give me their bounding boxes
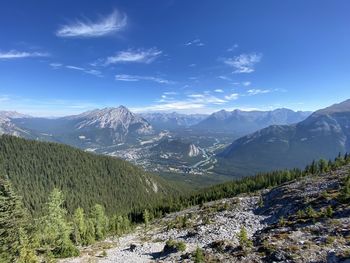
[60,164,350,263]
[192,108,311,135]
[217,99,350,176]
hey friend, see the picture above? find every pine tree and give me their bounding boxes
[85,218,96,245]
[90,204,109,241]
[72,207,87,245]
[238,226,253,249]
[17,227,38,263]
[143,209,150,228]
[39,188,79,258]
[318,159,328,173]
[0,177,29,263]
[340,175,350,201]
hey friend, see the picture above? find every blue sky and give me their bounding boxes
[0,0,350,116]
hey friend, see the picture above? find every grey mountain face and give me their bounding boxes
[139,112,208,131]
[12,106,154,148]
[150,137,201,158]
[70,106,153,136]
[217,99,350,176]
[0,111,33,137]
[192,108,311,135]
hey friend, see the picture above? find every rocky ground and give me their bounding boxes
[61,166,350,263]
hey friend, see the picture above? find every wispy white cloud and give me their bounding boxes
[227,44,239,52]
[49,62,63,68]
[225,93,239,100]
[115,74,173,84]
[223,53,262,73]
[132,101,206,112]
[105,48,162,65]
[214,89,224,93]
[49,63,102,77]
[0,50,49,59]
[187,93,227,104]
[247,89,271,95]
[66,65,102,77]
[218,75,232,81]
[56,10,127,38]
[66,65,84,71]
[139,91,235,112]
[0,95,10,102]
[163,91,178,95]
[242,81,251,86]
[184,39,205,47]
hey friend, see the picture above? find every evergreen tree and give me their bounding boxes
[17,227,38,263]
[72,207,87,246]
[238,227,253,249]
[85,218,96,245]
[340,175,350,201]
[39,188,79,258]
[318,159,328,173]
[90,204,109,241]
[0,177,29,263]
[143,209,150,228]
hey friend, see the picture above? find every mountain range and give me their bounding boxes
[12,106,154,148]
[192,108,311,135]
[3,101,350,179]
[1,106,311,149]
[216,99,350,176]
[139,112,208,131]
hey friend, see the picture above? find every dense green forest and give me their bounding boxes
[1,134,350,262]
[0,135,181,216]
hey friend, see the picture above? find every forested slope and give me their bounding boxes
[0,135,179,215]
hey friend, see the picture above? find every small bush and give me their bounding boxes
[238,227,253,249]
[324,206,334,217]
[193,247,205,263]
[164,239,186,253]
[279,216,287,226]
[305,206,318,218]
[177,241,186,252]
[326,236,336,245]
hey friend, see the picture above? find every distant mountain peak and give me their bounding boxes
[75,105,152,132]
[0,111,31,119]
[315,99,350,115]
[193,108,311,135]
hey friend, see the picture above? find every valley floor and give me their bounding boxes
[61,166,350,263]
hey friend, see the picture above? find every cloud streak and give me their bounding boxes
[225,93,239,100]
[214,89,224,93]
[115,74,173,84]
[56,10,127,38]
[184,39,205,47]
[49,63,102,77]
[105,48,162,64]
[0,50,49,59]
[132,90,241,113]
[247,89,271,95]
[223,53,262,73]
